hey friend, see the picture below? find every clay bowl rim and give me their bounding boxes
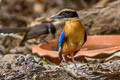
[32,35,120,58]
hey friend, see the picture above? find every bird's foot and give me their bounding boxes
[59,60,66,68]
[71,55,79,73]
[59,54,67,67]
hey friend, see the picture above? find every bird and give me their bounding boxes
[20,22,56,46]
[50,9,87,68]
[0,17,56,46]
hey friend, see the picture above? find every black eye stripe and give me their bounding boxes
[60,11,78,17]
[62,11,75,14]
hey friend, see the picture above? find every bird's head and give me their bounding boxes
[50,9,78,19]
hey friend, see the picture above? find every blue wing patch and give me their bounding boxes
[58,29,66,48]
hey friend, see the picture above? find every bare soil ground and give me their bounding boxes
[1,54,120,80]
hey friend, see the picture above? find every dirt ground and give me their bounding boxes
[1,54,120,80]
[0,0,120,80]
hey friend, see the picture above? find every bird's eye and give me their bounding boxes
[60,12,65,16]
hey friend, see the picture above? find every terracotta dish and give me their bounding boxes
[32,35,120,64]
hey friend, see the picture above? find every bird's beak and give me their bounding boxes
[50,14,63,19]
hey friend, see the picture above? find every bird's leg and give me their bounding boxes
[61,54,66,62]
[58,47,66,65]
[71,54,78,71]
[39,35,49,44]
[59,54,66,67]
